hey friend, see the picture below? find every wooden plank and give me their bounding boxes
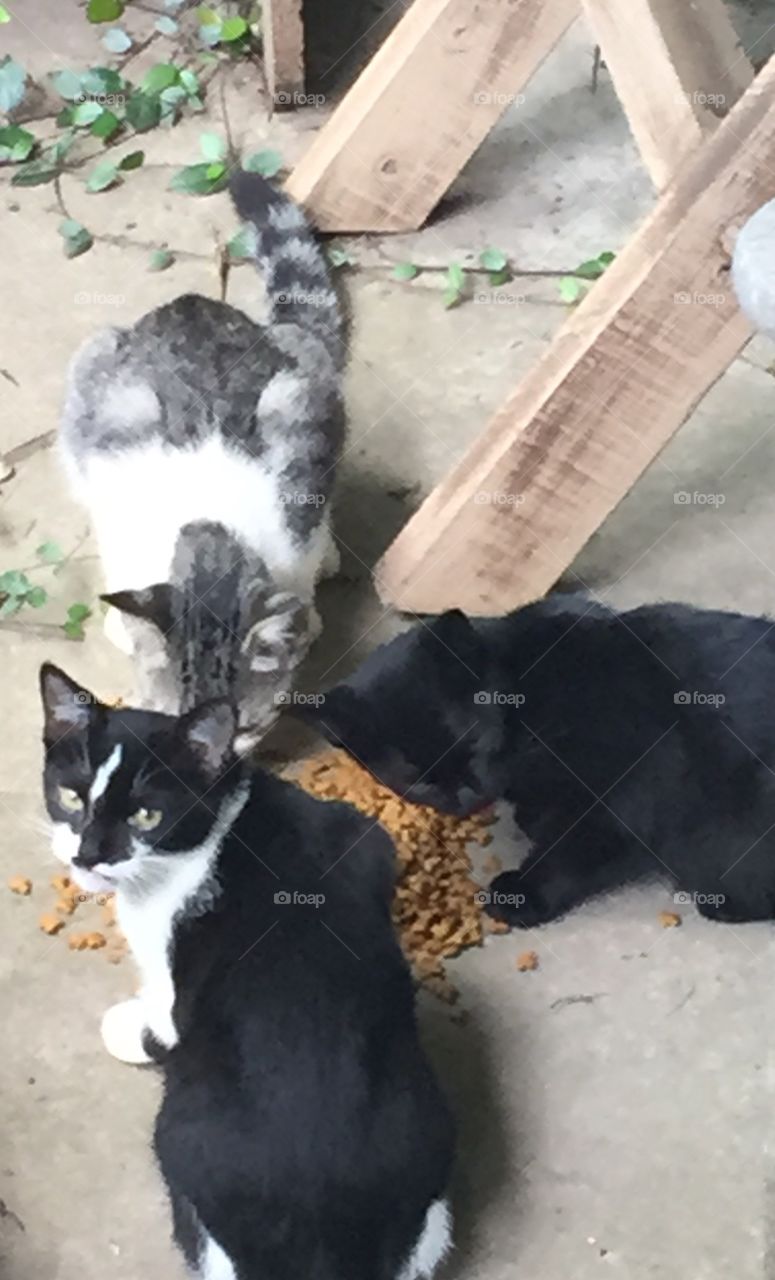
[263,0,305,108]
[375,58,775,616]
[582,0,752,188]
[285,0,579,233]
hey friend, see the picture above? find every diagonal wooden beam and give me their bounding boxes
[582,0,752,189]
[285,0,579,233]
[375,55,775,616]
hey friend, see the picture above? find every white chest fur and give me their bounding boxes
[114,786,250,1052]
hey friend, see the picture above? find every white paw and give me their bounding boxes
[103,606,134,655]
[101,998,152,1065]
[320,538,341,579]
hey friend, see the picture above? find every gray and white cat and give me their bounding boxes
[59,170,344,749]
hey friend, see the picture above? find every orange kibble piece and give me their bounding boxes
[659,910,682,928]
[55,898,75,916]
[85,932,107,950]
[516,950,539,972]
[50,874,70,893]
[39,913,65,936]
[8,876,32,896]
[68,933,89,951]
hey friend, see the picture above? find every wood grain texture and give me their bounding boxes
[285,0,579,232]
[376,58,775,616]
[263,0,305,107]
[582,0,752,188]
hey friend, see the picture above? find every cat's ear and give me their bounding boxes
[289,684,358,748]
[242,593,308,673]
[178,700,236,781]
[39,663,94,743]
[101,585,176,637]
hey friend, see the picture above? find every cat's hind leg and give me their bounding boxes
[397,1200,452,1280]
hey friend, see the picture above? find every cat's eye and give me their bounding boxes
[57,786,84,813]
[129,807,162,832]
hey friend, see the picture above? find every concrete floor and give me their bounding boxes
[2,2,775,1277]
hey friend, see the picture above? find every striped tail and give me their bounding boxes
[229,170,343,367]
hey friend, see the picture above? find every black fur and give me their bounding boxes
[295,595,775,928]
[39,665,454,1278]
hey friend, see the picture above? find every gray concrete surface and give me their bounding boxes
[2,2,775,1277]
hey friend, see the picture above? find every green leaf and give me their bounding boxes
[327,246,352,269]
[200,131,225,162]
[442,287,462,309]
[143,63,179,95]
[242,148,282,177]
[26,585,47,608]
[11,159,57,187]
[90,109,121,140]
[479,248,508,273]
[447,262,465,290]
[103,27,132,53]
[227,225,257,260]
[125,91,161,132]
[0,596,21,619]
[598,251,616,266]
[36,541,63,564]
[52,68,84,101]
[558,276,586,305]
[52,131,76,163]
[488,268,511,287]
[0,7,11,23]
[205,161,226,180]
[0,125,35,163]
[58,219,94,258]
[87,0,123,21]
[179,69,200,97]
[118,149,144,170]
[169,162,228,195]
[159,84,188,116]
[196,6,220,23]
[67,602,92,623]
[391,262,419,281]
[72,101,103,126]
[221,15,248,40]
[86,159,119,192]
[0,570,31,597]
[156,15,178,34]
[574,257,606,280]
[148,248,174,271]
[0,57,26,113]
[81,66,123,96]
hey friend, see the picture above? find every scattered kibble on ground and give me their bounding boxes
[659,911,682,928]
[8,876,32,895]
[516,950,540,972]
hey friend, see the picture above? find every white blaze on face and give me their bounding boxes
[89,744,123,804]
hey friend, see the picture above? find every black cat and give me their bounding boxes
[295,594,775,928]
[40,663,454,1280]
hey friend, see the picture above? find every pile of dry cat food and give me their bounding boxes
[8,873,127,963]
[293,749,508,1000]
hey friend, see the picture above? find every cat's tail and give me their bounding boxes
[229,169,343,367]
